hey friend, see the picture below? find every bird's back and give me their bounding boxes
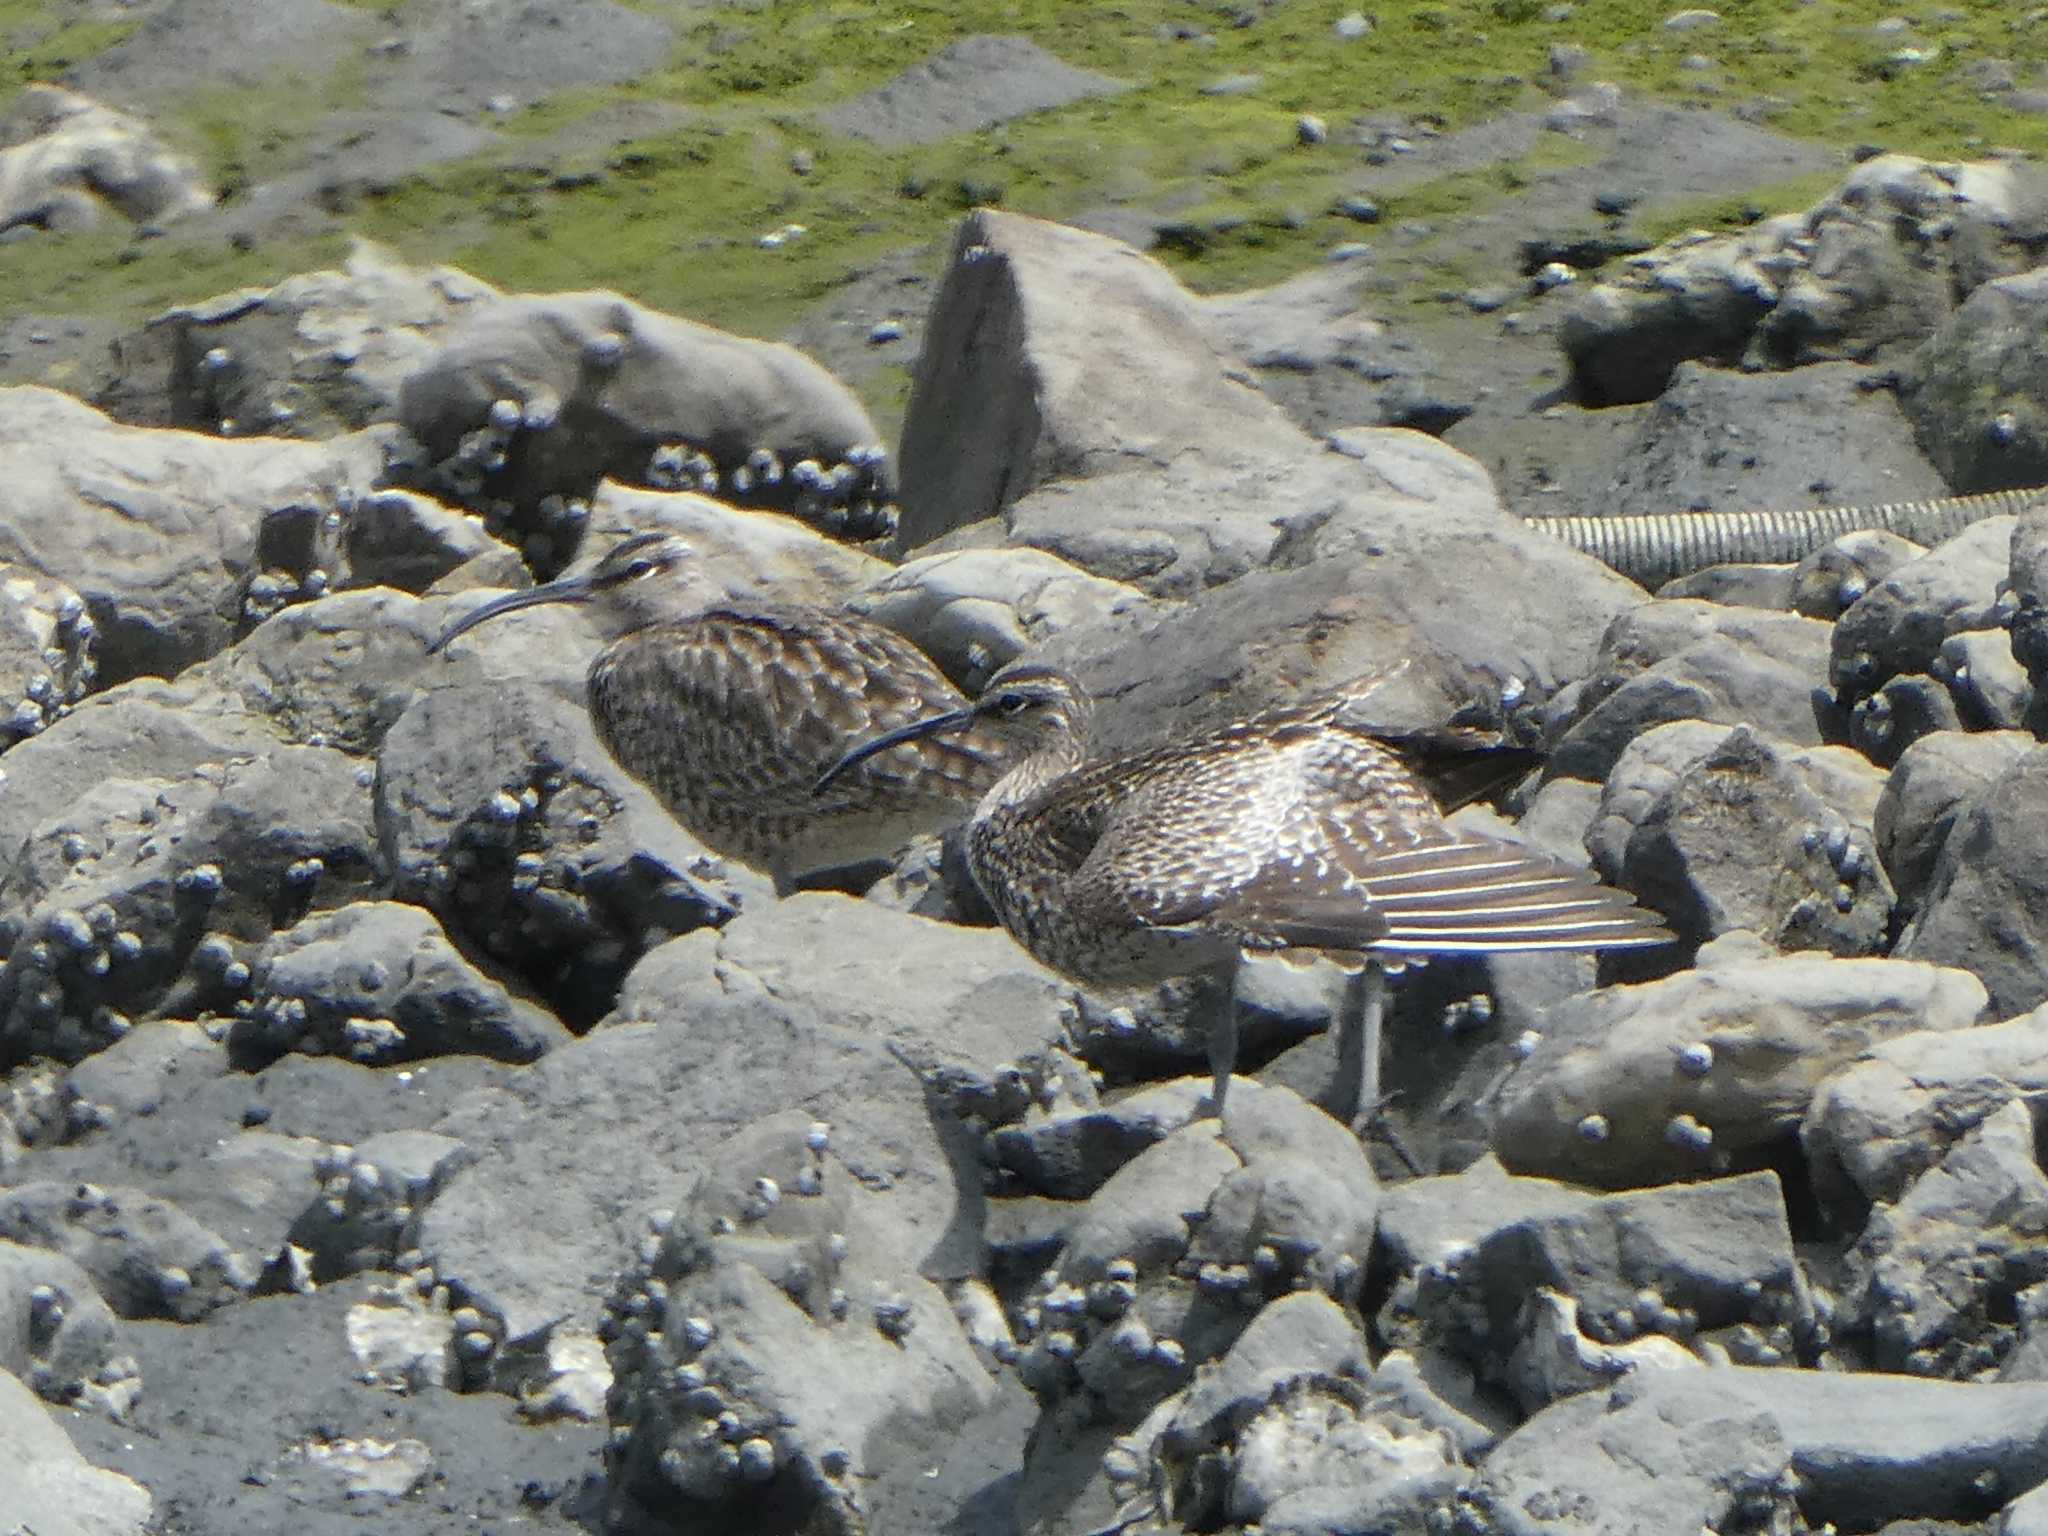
[967,693,1663,983]
[590,604,1008,877]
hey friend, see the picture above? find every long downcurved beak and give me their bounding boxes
[429,577,592,655]
[815,707,978,793]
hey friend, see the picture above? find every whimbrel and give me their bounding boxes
[820,664,1672,1123]
[431,530,1011,893]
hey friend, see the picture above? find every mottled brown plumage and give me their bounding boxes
[432,530,1010,891]
[822,665,1672,1122]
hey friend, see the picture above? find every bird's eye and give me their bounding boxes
[620,559,658,581]
[992,692,1034,716]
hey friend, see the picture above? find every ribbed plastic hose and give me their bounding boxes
[1525,486,2048,590]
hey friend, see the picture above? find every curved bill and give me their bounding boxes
[814,707,977,794]
[428,578,591,655]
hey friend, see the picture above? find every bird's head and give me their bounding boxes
[814,664,1089,793]
[429,530,712,652]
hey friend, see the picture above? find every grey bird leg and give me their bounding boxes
[1337,961,1387,1131]
[1202,960,1242,1118]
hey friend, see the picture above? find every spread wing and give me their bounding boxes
[1071,721,1666,957]
[589,606,1008,820]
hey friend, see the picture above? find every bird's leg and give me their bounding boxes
[1337,960,1387,1131]
[1201,959,1242,1119]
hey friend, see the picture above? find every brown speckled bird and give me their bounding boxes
[821,664,1672,1122]
[431,530,1010,893]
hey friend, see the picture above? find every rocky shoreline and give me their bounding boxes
[5,13,2048,1536]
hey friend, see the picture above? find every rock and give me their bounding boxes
[1491,935,1988,1187]
[819,35,1125,147]
[990,1078,1209,1199]
[1390,1168,1809,1408]
[338,488,501,593]
[395,290,891,544]
[1829,515,2015,708]
[1017,1081,1376,1440]
[1874,729,2035,919]
[59,1018,223,1129]
[1655,561,1794,609]
[603,1113,997,1535]
[289,1129,471,1283]
[896,208,1303,552]
[53,1280,602,1530]
[849,545,1153,693]
[0,386,386,684]
[1805,1005,2048,1209]
[1790,526,1927,620]
[1897,742,2048,1015]
[416,895,1073,1350]
[1137,1293,1374,1525]
[1936,626,2031,729]
[0,1365,152,1536]
[2005,496,2048,728]
[1839,1099,2048,1376]
[374,679,741,1027]
[1464,1370,1793,1536]
[1591,721,1892,961]
[1563,154,2048,404]
[0,560,97,742]
[1473,1366,2048,1532]
[1589,361,1947,521]
[99,241,497,438]
[0,742,382,1067]
[238,901,568,1065]
[0,1237,132,1411]
[1547,599,1836,782]
[1192,264,1464,439]
[179,587,486,756]
[0,1182,250,1321]
[1900,266,2048,491]
[0,84,209,235]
